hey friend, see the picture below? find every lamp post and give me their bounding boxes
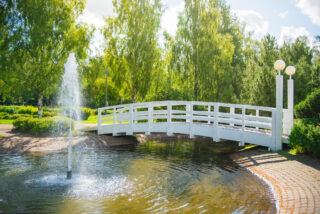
[273,60,296,151]
[285,66,296,135]
[273,60,285,151]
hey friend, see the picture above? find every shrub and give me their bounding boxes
[17,106,38,115]
[13,116,73,135]
[42,111,58,117]
[43,106,59,112]
[295,88,320,119]
[81,107,94,120]
[0,114,31,120]
[289,119,320,157]
[0,106,19,114]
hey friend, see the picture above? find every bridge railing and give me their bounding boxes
[98,101,278,147]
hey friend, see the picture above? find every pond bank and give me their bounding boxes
[0,125,137,154]
[231,149,320,214]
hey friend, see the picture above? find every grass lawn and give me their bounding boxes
[0,119,14,124]
[81,115,113,124]
[81,115,98,124]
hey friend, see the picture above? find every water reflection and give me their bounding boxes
[0,140,275,213]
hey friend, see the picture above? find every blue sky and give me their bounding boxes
[78,0,320,55]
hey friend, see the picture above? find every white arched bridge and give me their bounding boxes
[98,100,292,151]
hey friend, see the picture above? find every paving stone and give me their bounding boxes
[231,150,320,214]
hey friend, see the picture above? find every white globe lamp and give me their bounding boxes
[274,59,286,74]
[285,66,296,79]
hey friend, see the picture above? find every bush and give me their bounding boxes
[13,116,73,135]
[0,114,31,120]
[43,106,59,112]
[0,106,19,114]
[289,119,320,157]
[17,106,38,115]
[42,111,58,117]
[81,107,94,120]
[295,88,320,119]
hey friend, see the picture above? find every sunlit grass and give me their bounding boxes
[81,115,113,124]
[0,119,14,124]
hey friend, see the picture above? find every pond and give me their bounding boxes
[0,140,275,213]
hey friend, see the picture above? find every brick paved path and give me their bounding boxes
[231,150,320,214]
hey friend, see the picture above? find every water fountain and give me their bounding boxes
[59,53,82,179]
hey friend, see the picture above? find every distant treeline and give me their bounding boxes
[1,0,319,118]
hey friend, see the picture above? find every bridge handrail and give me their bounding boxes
[98,100,275,112]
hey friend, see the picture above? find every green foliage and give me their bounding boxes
[0,106,19,114]
[104,0,163,103]
[295,88,320,119]
[13,117,72,135]
[0,0,91,118]
[17,106,38,115]
[0,113,31,120]
[289,119,320,157]
[81,107,94,120]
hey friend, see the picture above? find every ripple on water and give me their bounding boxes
[25,174,134,200]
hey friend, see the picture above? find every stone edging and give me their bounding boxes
[231,153,280,213]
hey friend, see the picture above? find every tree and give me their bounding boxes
[171,0,235,102]
[280,36,318,105]
[0,0,90,118]
[241,35,279,107]
[103,0,163,103]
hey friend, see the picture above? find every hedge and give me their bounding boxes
[17,106,38,115]
[0,106,19,114]
[0,114,31,120]
[295,88,320,119]
[13,117,73,135]
[289,119,320,157]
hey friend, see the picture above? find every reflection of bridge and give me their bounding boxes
[97,101,291,151]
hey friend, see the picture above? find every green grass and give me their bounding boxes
[81,115,121,124]
[0,134,5,138]
[81,115,99,124]
[0,119,14,124]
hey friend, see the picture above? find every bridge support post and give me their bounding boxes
[127,104,133,135]
[272,74,283,151]
[240,106,246,146]
[146,103,152,135]
[112,107,118,136]
[189,102,194,138]
[167,102,173,136]
[98,108,101,135]
[213,103,220,142]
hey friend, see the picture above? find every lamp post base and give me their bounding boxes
[67,170,72,179]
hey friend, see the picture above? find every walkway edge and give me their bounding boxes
[231,153,280,213]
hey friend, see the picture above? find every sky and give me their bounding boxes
[77,0,320,55]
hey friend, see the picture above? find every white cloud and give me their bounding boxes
[278,11,288,19]
[278,26,314,46]
[161,1,184,36]
[77,0,114,56]
[77,0,114,28]
[233,10,269,39]
[296,0,320,26]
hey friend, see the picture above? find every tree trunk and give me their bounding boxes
[105,68,108,106]
[132,85,137,103]
[37,91,43,119]
[194,65,198,101]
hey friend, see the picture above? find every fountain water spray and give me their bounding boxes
[59,53,82,179]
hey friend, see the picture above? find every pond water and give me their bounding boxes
[0,140,275,213]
